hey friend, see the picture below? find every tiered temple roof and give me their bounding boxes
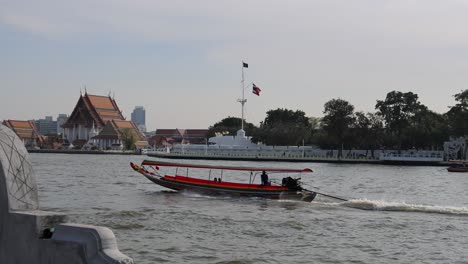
[62,93,125,129]
[2,120,44,145]
[155,129,185,139]
[185,129,209,144]
[151,128,208,146]
[93,120,146,141]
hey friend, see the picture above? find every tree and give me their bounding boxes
[307,117,322,145]
[366,112,385,157]
[446,89,468,137]
[406,108,448,150]
[454,89,468,106]
[308,117,322,131]
[254,108,311,145]
[207,117,257,138]
[121,128,137,150]
[351,111,371,152]
[321,98,355,158]
[375,91,423,150]
[446,89,468,158]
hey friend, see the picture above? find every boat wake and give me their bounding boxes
[339,199,468,216]
[179,190,235,201]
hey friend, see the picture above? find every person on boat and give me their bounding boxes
[261,171,269,186]
[282,177,287,186]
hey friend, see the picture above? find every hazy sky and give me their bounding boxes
[2,0,468,131]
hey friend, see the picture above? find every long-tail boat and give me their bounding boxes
[447,160,468,172]
[130,160,317,202]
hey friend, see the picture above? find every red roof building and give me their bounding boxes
[62,93,125,146]
[3,120,45,148]
[185,129,209,144]
[152,129,185,146]
[150,128,208,147]
[92,120,147,150]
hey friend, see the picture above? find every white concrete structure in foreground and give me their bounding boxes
[0,124,133,263]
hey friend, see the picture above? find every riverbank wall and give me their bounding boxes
[28,149,142,155]
[147,152,450,166]
[26,148,451,166]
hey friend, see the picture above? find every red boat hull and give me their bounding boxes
[131,162,316,202]
[447,166,468,172]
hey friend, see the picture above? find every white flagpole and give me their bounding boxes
[241,63,245,130]
[238,62,247,131]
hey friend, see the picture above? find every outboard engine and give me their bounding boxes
[282,177,303,191]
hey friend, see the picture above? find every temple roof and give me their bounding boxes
[152,128,208,145]
[93,120,146,141]
[2,120,44,143]
[62,93,124,128]
[155,129,185,138]
[185,129,209,137]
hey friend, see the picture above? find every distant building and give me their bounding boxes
[153,129,185,146]
[62,93,125,147]
[185,129,209,144]
[35,116,57,135]
[56,114,68,135]
[91,120,147,150]
[136,124,147,133]
[2,120,44,148]
[149,128,208,147]
[131,106,146,132]
[62,92,148,149]
[143,130,156,138]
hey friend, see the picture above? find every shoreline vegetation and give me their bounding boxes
[207,89,468,161]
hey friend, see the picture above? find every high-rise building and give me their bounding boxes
[35,116,57,135]
[131,106,146,132]
[56,114,68,135]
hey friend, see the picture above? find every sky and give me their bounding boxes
[2,0,468,131]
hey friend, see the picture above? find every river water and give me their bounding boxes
[31,153,468,263]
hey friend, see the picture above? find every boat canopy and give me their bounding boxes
[141,160,313,173]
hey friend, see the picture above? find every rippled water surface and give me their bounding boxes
[32,154,468,263]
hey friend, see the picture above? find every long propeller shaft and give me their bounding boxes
[304,188,349,202]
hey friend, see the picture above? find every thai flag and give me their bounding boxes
[252,83,261,96]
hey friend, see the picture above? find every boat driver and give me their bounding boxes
[261,171,269,186]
